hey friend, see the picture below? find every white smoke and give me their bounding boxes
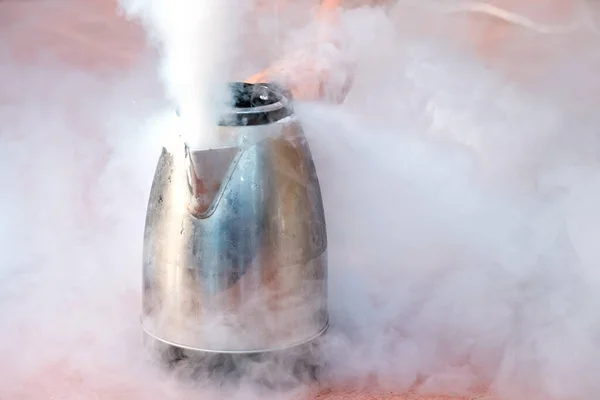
[300,5,600,399]
[3,1,600,400]
[120,0,242,149]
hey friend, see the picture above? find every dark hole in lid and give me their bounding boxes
[228,82,281,109]
[175,82,293,125]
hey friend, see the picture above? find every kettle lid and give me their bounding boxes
[175,82,294,127]
[220,82,293,126]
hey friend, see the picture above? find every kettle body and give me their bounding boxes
[141,83,328,353]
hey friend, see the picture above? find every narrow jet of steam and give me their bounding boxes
[120,0,239,149]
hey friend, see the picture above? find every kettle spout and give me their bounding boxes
[184,145,240,217]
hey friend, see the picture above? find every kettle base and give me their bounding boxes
[142,321,329,355]
[143,328,329,390]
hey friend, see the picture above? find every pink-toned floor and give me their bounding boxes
[0,1,540,399]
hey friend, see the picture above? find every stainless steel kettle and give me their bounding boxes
[141,82,328,354]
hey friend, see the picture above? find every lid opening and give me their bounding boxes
[229,82,282,109]
[176,82,294,127]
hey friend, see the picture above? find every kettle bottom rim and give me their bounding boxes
[141,320,329,355]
